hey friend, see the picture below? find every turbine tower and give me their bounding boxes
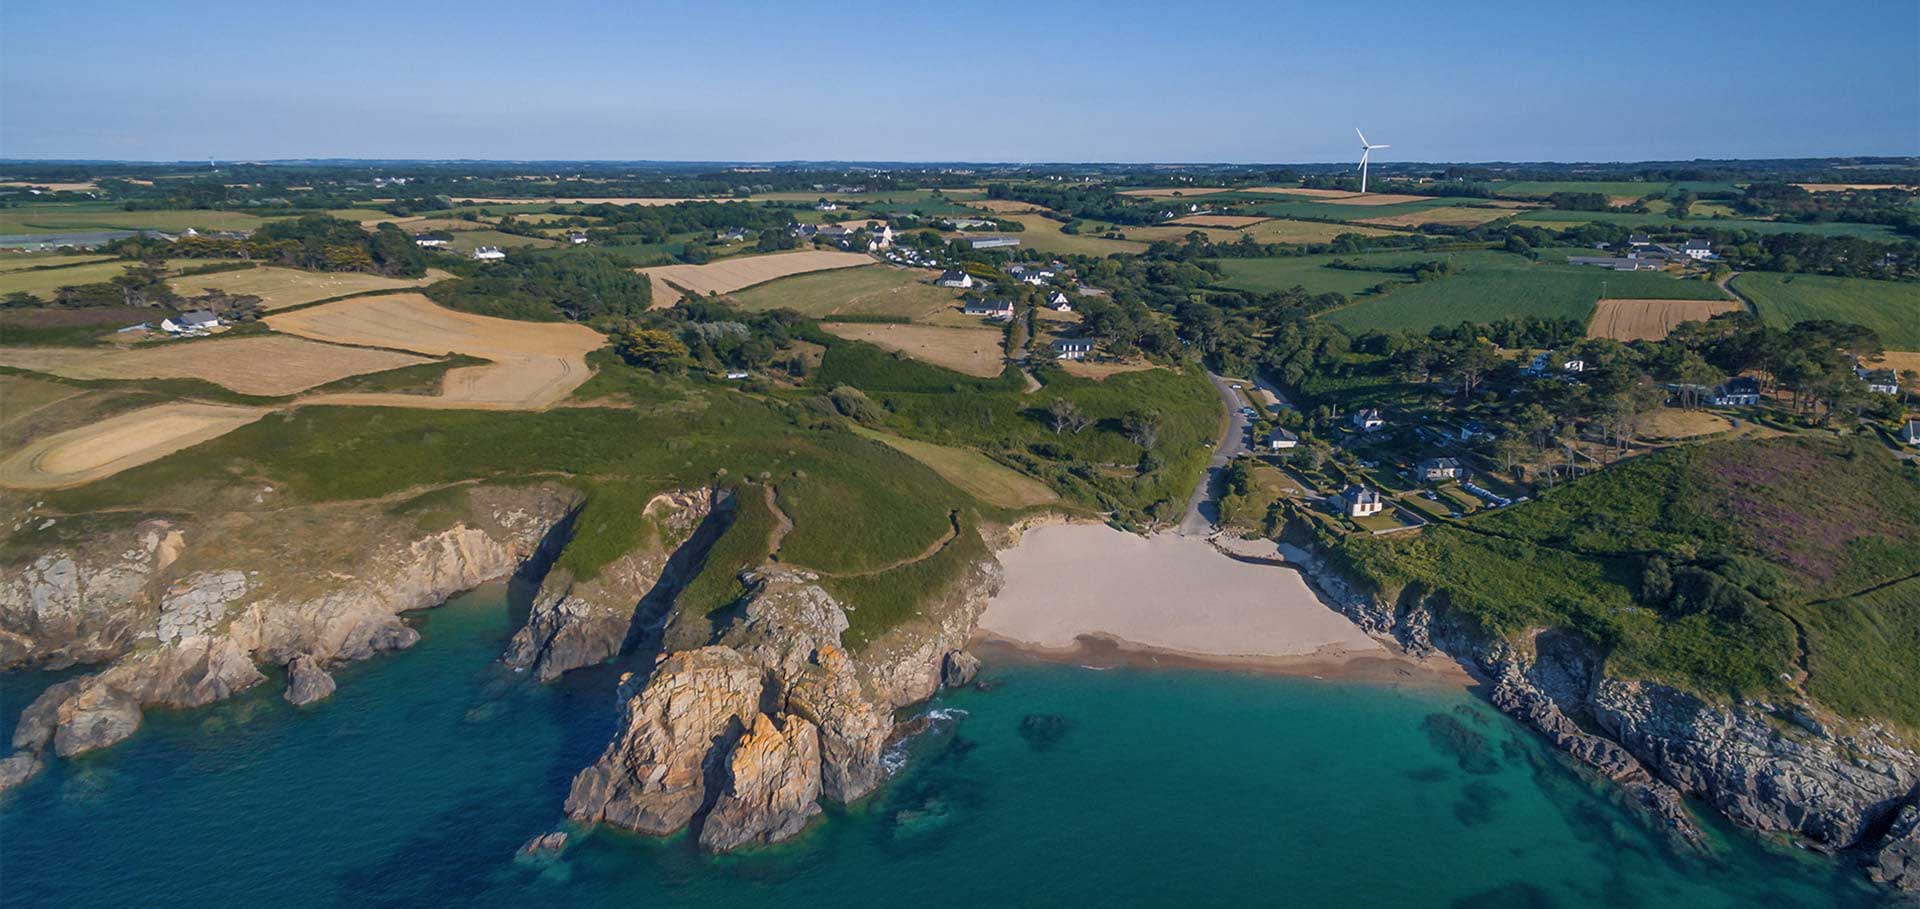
[1356,128,1389,194]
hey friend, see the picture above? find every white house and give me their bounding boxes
[568,231,589,245]
[472,246,506,261]
[1266,428,1299,450]
[1627,233,1653,247]
[814,200,838,211]
[937,270,974,289]
[1052,337,1094,360]
[963,298,1015,321]
[1682,239,1715,260]
[160,310,221,334]
[413,235,449,248]
[866,223,894,251]
[1342,486,1384,518]
[1046,291,1072,312]
[1351,408,1385,432]
[1858,367,1900,395]
[1709,376,1762,407]
[1418,457,1463,481]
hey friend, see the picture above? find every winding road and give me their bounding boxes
[1176,372,1256,536]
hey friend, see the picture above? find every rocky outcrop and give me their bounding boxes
[284,655,336,706]
[1869,792,1920,891]
[941,649,980,688]
[0,484,578,789]
[504,489,717,682]
[566,547,1002,851]
[0,519,185,670]
[1283,540,1920,891]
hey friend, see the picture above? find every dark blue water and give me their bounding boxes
[0,584,1886,907]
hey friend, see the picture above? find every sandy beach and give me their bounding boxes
[979,524,1382,658]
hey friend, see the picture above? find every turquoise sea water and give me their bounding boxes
[0,583,1888,907]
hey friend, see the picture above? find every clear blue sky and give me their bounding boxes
[5,0,1916,163]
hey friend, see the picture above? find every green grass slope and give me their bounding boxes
[1733,272,1920,349]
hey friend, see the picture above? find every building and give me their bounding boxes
[1858,367,1900,395]
[1009,263,1056,284]
[962,298,1015,321]
[567,231,589,245]
[1902,420,1920,445]
[967,235,1021,250]
[413,235,450,248]
[936,270,974,289]
[1046,291,1073,312]
[1628,233,1652,247]
[1709,376,1762,407]
[1341,486,1384,518]
[1526,352,1585,377]
[1458,420,1490,441]
[724,370,751,380]
[160,310,220,334]
[944,217,995,230]
[866,223,894,251]
[472,246,505,261]
[790,223,819,240]
[1418,457,1463,481]
[1052,337,1094,360]
[1682,239,1715,260]
[814,200,838,211]
[1351,408,1385,431]
[1567,256,1664,271]
[715,227,748,242]
[1266,427,1299,450]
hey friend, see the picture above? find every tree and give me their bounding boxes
[613,328,690,372]
[1047,398,1090,435]
[1122,410,1161,450]
[1443,340,1500,398]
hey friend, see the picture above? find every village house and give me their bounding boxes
[944,217,995,230]
[790,223,819,240]
[962,298,1015,321]
[567,231,590,245]
[1682,239,1715,260]
[1525,352,1585,377]
[715,227,748,242]
[814,199,838,211]
[1458,420,1490,441]
[471,246,506,261]
[1009,263,1055,284]
[1046,290,1073,311]
[1351,408,1385,432]
[937,269,974,289]
[866,223,894,251]
[1418,457,1464,481]
[1341,485,1384,518]
[1266,427,1299,450]
[1857,366,1900,395]
[1709,376,1762,407]
[1628,233,1652,247]
[160,310,220,335]
[1052,337,1094,360]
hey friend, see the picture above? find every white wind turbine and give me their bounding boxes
[1356,128,1389,194]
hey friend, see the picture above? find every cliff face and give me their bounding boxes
[0,484,578,791]
[566,553,1002,851]
[1286,543,1920,891]
[503,488,719,682]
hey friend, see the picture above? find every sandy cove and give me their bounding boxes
[973,523,1466,686]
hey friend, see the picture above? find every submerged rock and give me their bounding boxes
[516,831,569,858]
[283,655,336,706]
[0,752,43,792]
[1017,714,1071,751]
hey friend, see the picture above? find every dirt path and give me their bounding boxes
[1719,270,1757,315]
[815,510,960,578]
[0,402,271,489]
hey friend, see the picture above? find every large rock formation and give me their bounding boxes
[503,488,718,682]
[0,484,578,791]
[1285,541,1920,892]
[565,551,1002,851]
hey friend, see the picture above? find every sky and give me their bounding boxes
[4,0,1917,164]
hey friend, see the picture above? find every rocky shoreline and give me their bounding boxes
[1272,539,1920,894]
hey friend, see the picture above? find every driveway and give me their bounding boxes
[1177,372,1253,536]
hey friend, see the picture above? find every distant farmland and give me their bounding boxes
[1487,180,1740,199]
[1210,255,1411,297]
[1733,272,1920,349]
[730,265,957,320]
[0,203,277,236]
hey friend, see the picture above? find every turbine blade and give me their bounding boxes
[1356,127,1368,146]
[1373,144,1390,150]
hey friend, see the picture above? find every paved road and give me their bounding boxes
[1176,372,1253,536]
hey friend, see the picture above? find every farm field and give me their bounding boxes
[1317,251,1732,334]
[1487,180,1740,199]
[0,204,278,236]
[1115,187,1233,198]
[1732,272,1920,348]
[729,265,957,321]
[1357,206,1516,228]
[451,196,708,206]
[990,214,1148,256]
[266,292,605,408]
[1210,255,1412,296]
[819,322,1006,377]
[170,266,453,310]
[444,230,561,253]
[641,249,874,307]
[966,199,1051,213]
[1587,297,1747,341]
[847,424,1056,509]
[1243,219,1395,244]
[0,335,433,396]
[0,257,230,299]
[1243,196,1516,224]
[0,253,115,271]
[1516,210,1902,239]
[1056,359,1163,381]
[1165,214,1270,228]
[1793,183,1914,192]
[0,401,271,490]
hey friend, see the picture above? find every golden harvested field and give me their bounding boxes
[1793,183,1913,192]
[820,322,1006,377]
[170,266,452,311]
[452,196,707,206]
[1056,359,1163,380]
[1638,409,1734,440]
[1166,214,1271,228]
[1116,187,1232,198]
[267,293,604,409]
[1243,219,1395,244]
[0,254,115,272]
[0,402,271,490]
[0,336,433,396]
[1586,298,1746,342]
[966,199,1052,213]
[640,250,873,308]
[0,181,98,192]
[1357,207,1516,228]
[848,425,1057,508]
[730,265,958,321]
[1865,351,1920,386]
[1245,187,1362,199]
[1303,193,1435,206]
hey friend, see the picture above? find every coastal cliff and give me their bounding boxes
[0,484,578,790]
[1281,541,1920,892]
[565,553,1001,850]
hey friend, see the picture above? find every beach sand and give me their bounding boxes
[978,524,1379,656]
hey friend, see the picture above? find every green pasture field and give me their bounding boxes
[0,257,231,298]
[0,203,280,236]
[1732,272,1920,348]
[730,265,957,320]
[1486,180,1741,199]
